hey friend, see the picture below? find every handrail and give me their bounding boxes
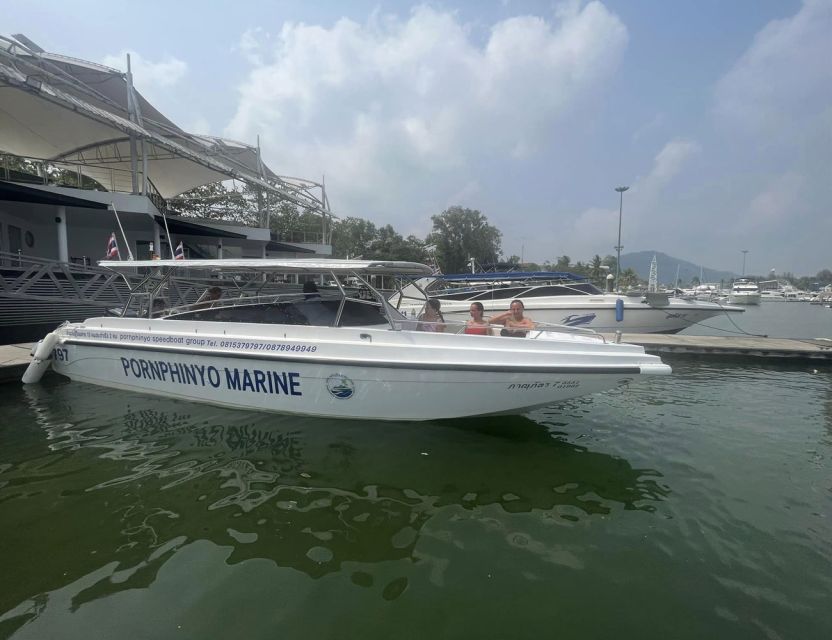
[0,152,170,213]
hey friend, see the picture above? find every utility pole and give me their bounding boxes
[614,186,629,291]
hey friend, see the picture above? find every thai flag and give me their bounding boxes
[174,241,185,260]
[106,233,119,259]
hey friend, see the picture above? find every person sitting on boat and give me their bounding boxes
[491,299,535,337]
[302,281,321,299]
[464,301,490,335]
[417,298,445,332]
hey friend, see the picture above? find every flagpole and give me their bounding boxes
[161,212,174,259]
[109,204,134,260]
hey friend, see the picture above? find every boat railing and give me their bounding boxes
[388,318,606,341]
[156,289,348,318]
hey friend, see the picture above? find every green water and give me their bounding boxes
[0,356,830,639]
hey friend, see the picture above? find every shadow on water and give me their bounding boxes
[0,379,668,632]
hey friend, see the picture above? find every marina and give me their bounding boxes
[1,350,829,639]
[0,11,830,640]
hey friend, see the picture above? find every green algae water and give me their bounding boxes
[0,357,830,639]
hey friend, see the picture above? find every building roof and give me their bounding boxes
[0,35,327,211]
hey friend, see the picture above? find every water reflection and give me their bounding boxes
[1,380,667,631]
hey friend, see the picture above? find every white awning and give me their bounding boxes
[99,258,434,276]
[0,36,326,209]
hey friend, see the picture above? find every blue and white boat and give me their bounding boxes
[392,271,744,335]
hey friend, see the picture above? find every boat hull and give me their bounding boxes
[424,296,743,334]
[728,293,761,305]
[42,318,670,421]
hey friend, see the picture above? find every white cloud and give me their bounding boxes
[101,50,188,98]
[562,138,700,260]
[746,173,806,228]
[634,139,700,201]
[225,3,628,225]
[714,0,832,136]
[707,0,832,272]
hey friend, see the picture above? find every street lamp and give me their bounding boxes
[741,249,748,277]
[614,186,629,291]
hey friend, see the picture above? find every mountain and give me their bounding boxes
[620,251,736,286]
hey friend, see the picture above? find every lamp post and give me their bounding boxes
[614,186,629,291]
[741,249,748,277]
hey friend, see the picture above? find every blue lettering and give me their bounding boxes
[207,366,221,388]
[289,372,302,396]
[169,363,182,383]
[148,360,161,380]
[130,358,141,377]
[182,364,196,385]
[242,369,255,392]
[139,359,151,379]
[158,362,169,381]
[225,367,241,390]
[273,371,288,394]
[194,364,206,386]
[121,357,130,376]
[253,369,267,393]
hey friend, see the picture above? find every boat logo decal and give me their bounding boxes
[561,313,596,327]
[326,374,355,399]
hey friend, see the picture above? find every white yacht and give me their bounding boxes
[392,272,744,335]
[23,260,671,421]
[728,279,761,305]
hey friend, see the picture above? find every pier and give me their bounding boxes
[602,333,832,362]
[0,343,34,382]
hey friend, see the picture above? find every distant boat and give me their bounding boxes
[728,279,761,305]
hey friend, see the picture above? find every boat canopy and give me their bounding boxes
[99,258,434,276]
[438,271,588,282]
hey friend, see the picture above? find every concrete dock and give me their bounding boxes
[0,334,830,385]
[0,343,35,382]
[601,333,832,362]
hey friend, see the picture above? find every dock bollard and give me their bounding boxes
[614,330,622,344]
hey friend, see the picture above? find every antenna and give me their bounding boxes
[648,254,658,292]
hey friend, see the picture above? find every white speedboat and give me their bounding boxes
[728,279,761,305]
[22,260,670,421]
[391,272,744,335]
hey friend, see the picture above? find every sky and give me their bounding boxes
[4,0,831,275]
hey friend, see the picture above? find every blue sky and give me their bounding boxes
[5,0,830,275]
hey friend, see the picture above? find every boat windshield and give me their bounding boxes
[106,261,421,330]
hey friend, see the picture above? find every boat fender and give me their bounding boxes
[21,332,60,384]
[615,298,624,322]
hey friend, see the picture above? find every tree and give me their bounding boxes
[168,181,251,223]
[331,217,377,258]
[427,206,502,273]
[555,255,571,270]
[362,225,428,262]
[620,267,640,290]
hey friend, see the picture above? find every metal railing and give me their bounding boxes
[273,230,326,244]
[0,250,138,303]
[1,153,169,213]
